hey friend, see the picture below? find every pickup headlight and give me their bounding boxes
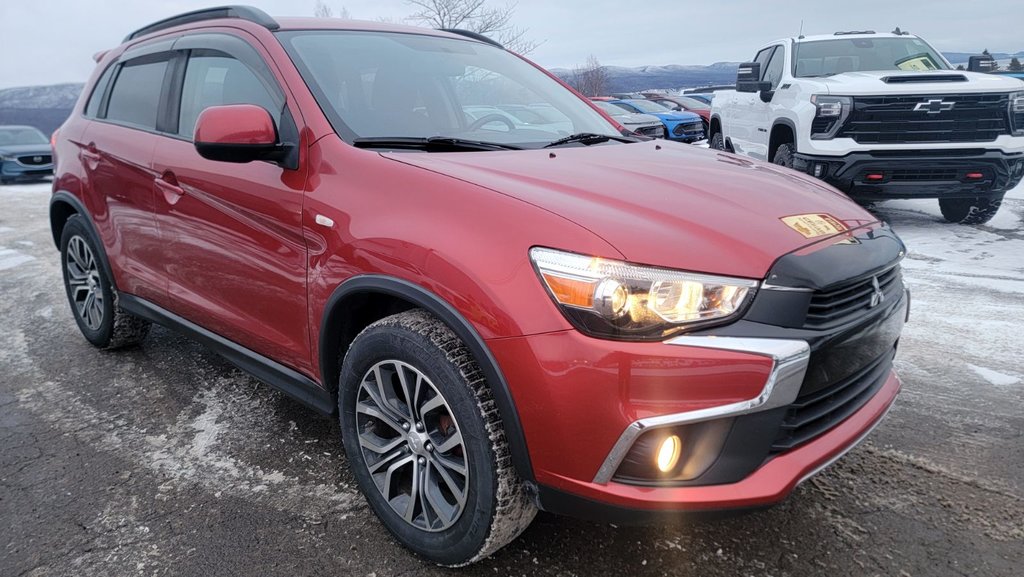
[810,95,852,140]
[1011,91,1024,136]
[530,247,758,340]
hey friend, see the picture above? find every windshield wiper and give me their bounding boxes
[353,136,523,152]
[543,132,640,148]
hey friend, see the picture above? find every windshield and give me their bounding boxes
[0,127,48,146]
[793,37,950,77]
[620,100,669,114]
[674,96,710,110]
[277,30,621,148]
[594,101,627,117]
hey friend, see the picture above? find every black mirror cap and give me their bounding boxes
[967,54,996,73]
[195,142,296,167]
[736,62,763,92]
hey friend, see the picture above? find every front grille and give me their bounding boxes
[771,347,894,452]
[18,154,52,166]
[805,265,902,328]
[637,125,665,138]
[837,93,1010,144]
[673,122,704,139]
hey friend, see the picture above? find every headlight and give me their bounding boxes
[1011,91,1024,136]
[810,95,851,140]
[0,153,16,161]
[530,247,758,340]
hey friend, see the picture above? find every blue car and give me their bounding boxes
[609,99,705,143]
[0,125,54,184]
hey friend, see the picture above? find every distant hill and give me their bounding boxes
[0,83,83,136]
[550,62,741,93]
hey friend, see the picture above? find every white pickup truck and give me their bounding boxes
[710,30,1024,224]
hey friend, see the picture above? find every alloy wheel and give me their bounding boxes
[355,360,469,532]
[65,235,104,330]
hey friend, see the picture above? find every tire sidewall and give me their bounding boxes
[774,143,795,168]
[339,323,498,565]
[710,131,725,150]
[60,217,116,347]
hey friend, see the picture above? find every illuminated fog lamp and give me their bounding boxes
[865,173,885,181]
[965,172,984,180]
[656,435,682,473]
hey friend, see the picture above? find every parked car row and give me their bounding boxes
[591,96,707,143]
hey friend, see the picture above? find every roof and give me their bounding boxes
[788,32,917,44]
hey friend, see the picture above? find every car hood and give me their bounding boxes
[652,111,701,122]
[383,142,878,279]
[0,144,51,155]
[808,70,1024,95]
[615,112,662,126]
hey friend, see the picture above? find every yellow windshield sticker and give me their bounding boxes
[781,214,848,238]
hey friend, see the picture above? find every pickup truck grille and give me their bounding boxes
[837,93,1010,144]
[804,265,902,328]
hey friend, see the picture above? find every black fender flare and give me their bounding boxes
[49,191,118,291]
[320,274,536,486]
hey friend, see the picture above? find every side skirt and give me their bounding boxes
[119,294,335,416]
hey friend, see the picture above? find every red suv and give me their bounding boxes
[51,6,908,566]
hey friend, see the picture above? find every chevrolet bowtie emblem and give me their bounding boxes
[913,99,954,114]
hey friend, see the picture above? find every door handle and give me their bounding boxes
[81,145,101,169]
[154,174,185,204]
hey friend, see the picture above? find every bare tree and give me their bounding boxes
[314,1,351,19]
[569,55,608,97]
[405,0,538,54]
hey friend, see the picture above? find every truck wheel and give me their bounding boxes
[938,195,1003,225]
[60,215,151,349]
[773,143,795,168]
[710,132,726,151]
[339,309,537,566]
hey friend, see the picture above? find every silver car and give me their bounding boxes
[592,101,666,138]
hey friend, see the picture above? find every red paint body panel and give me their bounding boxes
[488,330,775,484]
[386,143,877,278]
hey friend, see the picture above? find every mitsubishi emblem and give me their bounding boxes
[913,99,954,114]
[869,276,885,308]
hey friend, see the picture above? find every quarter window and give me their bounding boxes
[105,58,169,129]
[84,64,116,118]
[177,53,281,139]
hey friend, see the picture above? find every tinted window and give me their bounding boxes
[763,47,785,88]
[105,59,169,129]
[178,52,281,139]
[84,64,116,118]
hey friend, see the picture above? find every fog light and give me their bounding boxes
[865,173,885,181]
[656,435,682,473]
[965,172,984,180]
[813,163,825,178]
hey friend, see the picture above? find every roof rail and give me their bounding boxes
[124,5,279,42]
[438,28,503,48]
[833,30,876,36]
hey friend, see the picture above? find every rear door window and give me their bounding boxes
[105,57,170,129]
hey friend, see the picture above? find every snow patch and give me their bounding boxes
[967,364,1021,386]
[0,247,35,270]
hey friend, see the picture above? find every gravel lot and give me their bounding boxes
[2,181,1022,577]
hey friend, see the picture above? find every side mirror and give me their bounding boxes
[736,62,771,93]
[967,54,996,73]
[194,104,291,165]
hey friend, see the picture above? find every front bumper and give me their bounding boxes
[792,149,1024,200]
[0,159,54,181]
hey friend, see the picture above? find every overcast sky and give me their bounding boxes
[1,0,1021,89]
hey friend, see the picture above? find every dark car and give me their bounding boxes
[51,5,907,566]
[0,125,54,184]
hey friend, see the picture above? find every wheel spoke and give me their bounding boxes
[359,432,405,456]
[381,454,414,500]
[431,451,467,477]
[366,444,408,475]
[360,377,407,427]
[356,399,405,434]
[429,453,466,504]
[434,429,464,454]
[395,364,416,420]
[418,393,446,418]
[404,459,422,522]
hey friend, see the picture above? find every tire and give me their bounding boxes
[339,309,536,566]
[59,215,150,349]
[773,143,795,168]
[938,195,1004,225]
[710,131,726,151]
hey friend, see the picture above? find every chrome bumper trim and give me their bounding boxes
[591,337,810,485]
